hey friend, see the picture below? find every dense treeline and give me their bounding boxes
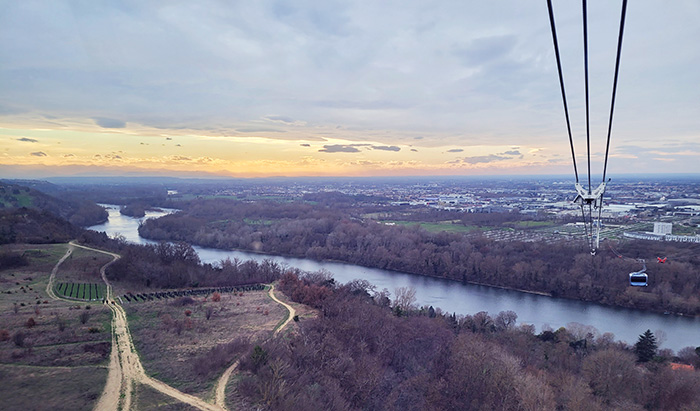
[237,271,700,410]
[106,241,283,288]
[139,198,700,315]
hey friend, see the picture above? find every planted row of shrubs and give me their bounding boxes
[121,284,265,303]
[55,282,105,301]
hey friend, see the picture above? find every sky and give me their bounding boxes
[1,1,699,179]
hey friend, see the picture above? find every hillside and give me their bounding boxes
[0,181,108,227]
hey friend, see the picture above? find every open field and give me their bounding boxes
[50,246,113,283]
[0,364,107,411]
[0,243,111,409]
[124,288,287,397]
[383,220,486,233]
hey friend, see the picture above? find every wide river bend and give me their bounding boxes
[88,205,700,351]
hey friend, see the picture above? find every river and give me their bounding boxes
[88,204,700,351]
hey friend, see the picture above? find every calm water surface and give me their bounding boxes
[88,205,700,351]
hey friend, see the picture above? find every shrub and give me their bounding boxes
[0,329,10,341]
[25,317,36,328]
[212,292,221,302]
[13,331,25,347]
[293,315,299,322]
[80,311,90,324]
[172,297,195,306]
[184,309,192,317]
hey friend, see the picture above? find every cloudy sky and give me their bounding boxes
[1,1,699,178]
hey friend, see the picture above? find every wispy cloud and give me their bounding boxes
[17,137,38,143]
[30,151,47,157]
[94,117,126,129]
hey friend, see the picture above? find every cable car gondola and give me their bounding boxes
[629,260,648,286]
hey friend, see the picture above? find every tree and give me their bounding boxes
[393,286,417,316]
[634,329,657,363]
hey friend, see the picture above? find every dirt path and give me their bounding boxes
[212,283,296,409]
[268,284,296,334]
[45,243,74,300]
[49,242,224,411]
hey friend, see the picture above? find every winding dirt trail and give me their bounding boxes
[49,242,224,411]
[212,284,296,409]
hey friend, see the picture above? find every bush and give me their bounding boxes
[13,331,25,347]
[184,310,192,317]
[172,296,195,306]
[25,317,36,328]
[0,329,9,341]
[80,311,90,324]
[212,292,221,302]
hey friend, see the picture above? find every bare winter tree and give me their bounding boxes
[392,286,417,315]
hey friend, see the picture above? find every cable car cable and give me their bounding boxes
[546,0,579,183]
[582,0,591,194]
[602,0,628,183]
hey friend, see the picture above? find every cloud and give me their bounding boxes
[94,117,127,129]
[300,143,311,147]
[30,151,47,157]
[410,148,418,152]
[166,137,172,140]
[236,127,286,133]
[63,153,75,157]
[461,154,510,164]
[170,155,192,161]
[17,137,38,143]
[319,144,369,153]
[447,149,464,153]
[371,145,400,152]
[264,115,305,125]
[501,150,521,156]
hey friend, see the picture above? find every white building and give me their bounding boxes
[653,222,673,235]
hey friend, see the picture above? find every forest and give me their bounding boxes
[78,229,283,289]
[138,197,700,315]
[235,270,700,410]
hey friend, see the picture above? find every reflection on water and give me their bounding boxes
[89,205,700,351]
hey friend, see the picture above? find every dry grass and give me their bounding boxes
[51,246,112,284]
[0,364,107,411]
[0,243,111,409]
[125,288,286,396]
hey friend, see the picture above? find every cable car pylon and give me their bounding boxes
[546,0,628,255]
